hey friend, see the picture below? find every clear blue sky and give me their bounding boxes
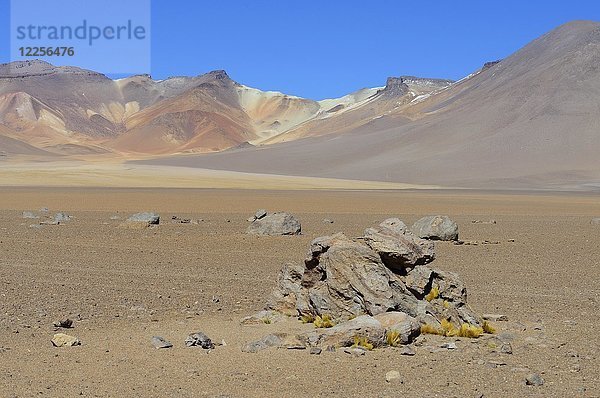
[1,0,599,99]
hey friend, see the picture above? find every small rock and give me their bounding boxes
[51,333,80,347]
[400,344,416,356]
[53,212,72,223]
[246,212,301,236]
[151,336,173,349]
[483,314,508,322]
[322,219,334,224]
[385,370,402,383]
[441,342,457,350]
[525,373,544,386]
[590,218,600,225]
[53,318,73,329]
[411,215,459,241]
[500,343,513,354]
[109,215,121,220]
[185,332,214,349]
[309,347,322,355]
[343,347,366,356]
[22,211,39,219]
[126,212,160,225]
[40,207,49,213]
[241,333,284,353]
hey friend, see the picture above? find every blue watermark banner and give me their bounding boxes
[10,0,151,75]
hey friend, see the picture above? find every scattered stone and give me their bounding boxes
[590,218,600,225]
[51,333,80,347]
[53,212,72,224]
[441,342,457,350]
[412,215,459,241]
[385,370,402,383]
[343,347,366,356]
[322,218,334,224]
[151,336,173,349]
[500,342,513,354]
[127,212,160,224]
[309,347,322,355]
[471,220,497,224]
[241,333,285,353]
[171,215,191,224]
[483,314,508,322]
[240,310,285,325]
[22,211,39,219]
[246,212,301,236]
[185,332,214,349]
[52,318,73,329]
[400,344,416,356]
[525,373,545,386]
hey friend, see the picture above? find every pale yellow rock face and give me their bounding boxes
[51,333,81,347]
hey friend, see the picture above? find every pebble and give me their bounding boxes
[385,370,402,383]
[151,336,173,349]
[525,373,544,386]
[483,314,508,322]
[400,344,416,356]
[310,347,322,355]
[51,333,81,347]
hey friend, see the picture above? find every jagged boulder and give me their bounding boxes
[299,315,385,349]
[412,215,459,241]
[362,218,435,271]
[246,212,301,236]
[266,219,480,327]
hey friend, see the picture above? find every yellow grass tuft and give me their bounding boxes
[420,323,444,336]
[352,335,374,351]
[300,314,315,324]
[482,321,496,334]
[457,323,484,338]
[314,314,335,328]
[441,319,459,337]
[385,330,401,347]
[425,286,439,302]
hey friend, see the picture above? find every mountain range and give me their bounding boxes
[1,20,599,190]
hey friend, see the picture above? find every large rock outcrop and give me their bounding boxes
[265,218,480,332]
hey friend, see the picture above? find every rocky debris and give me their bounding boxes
[241,333,286,353]
[471,219,497,224]
[151,336,173,349]
[322,218,334,224]
[385,370,402,383]
[240,310,285,325]
[185,332,214,349]
[412,215,459,241]
[52,318,73,329]
[22,211,39,219]
[51,333,80,347]
[483,314,508,322]
[53,212,72,224]
[343,347,367,356]
[309,347,322,355]
[247,209,268,222]
[454,240,500,246]
[119,212,160,229]
[441,342,457,350]
[500,342,513,354]
[525,373,545,386]
[400,344,416,356]
[171,215,191,224]
[591,217,600,225]
[40,207,49,212]
[246,212,301,236]
[362,218,435,271]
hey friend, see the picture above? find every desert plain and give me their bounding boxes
[0,185,599,397]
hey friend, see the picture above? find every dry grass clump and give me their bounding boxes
[385,330,401,347]
[314,314,335,328]
[421,319,485,338]
[425,286,439,302]
[300,314,315,324]
[352,335,374,350]
[482,320,496,334]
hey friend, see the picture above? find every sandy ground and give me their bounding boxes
[1,188,599,397]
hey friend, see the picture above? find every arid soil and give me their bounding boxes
[1,188,599,397]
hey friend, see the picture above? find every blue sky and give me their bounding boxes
[1,0,600,99]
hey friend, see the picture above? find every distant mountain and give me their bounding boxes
[0,60,447,156]
[141,20,600,190]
